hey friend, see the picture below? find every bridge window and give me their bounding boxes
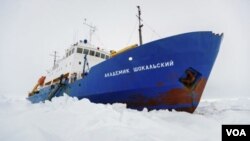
[89,50,95,56]
[72,48,75,54]
[105,55,110,59]
[84,49,89,55]
[95,52,100,57]
[101,54,105,59]
[77,48,83,54]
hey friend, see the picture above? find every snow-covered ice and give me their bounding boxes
[0,94,249,141]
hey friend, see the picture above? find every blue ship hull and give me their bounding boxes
[28,31,223,113]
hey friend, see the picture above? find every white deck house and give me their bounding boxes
[44,41,110,85]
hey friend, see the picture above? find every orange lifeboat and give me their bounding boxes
[28,76,46,97]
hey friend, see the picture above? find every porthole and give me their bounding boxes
[128,57,133,61]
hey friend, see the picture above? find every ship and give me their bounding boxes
[27,6,223,113]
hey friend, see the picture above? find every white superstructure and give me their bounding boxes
[44,41,110,85]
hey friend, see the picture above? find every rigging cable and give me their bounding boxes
[126,19,138,45]
[126,19,161,45]
[93,31,105,47]
[143,21,162,39]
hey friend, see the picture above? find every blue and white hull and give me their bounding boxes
[28,31,223,113]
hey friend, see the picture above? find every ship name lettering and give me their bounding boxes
[105,69,130,78]
[133,60,174,72]
[104,60,174,78]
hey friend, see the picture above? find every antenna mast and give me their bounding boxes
[83,19,96,45]
[50,51,59,67]
[137,6,143,46]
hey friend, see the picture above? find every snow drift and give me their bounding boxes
[0,94,249,141]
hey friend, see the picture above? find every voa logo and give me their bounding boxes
[226,129,246,136]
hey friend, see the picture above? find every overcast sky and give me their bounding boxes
[0,0,249,98]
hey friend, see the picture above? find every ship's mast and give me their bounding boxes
[137,6,143,46]
[83,19,96,45]
[50,51,59,67]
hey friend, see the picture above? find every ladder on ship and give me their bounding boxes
[47,83,66,101]
[47,75,68,101]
